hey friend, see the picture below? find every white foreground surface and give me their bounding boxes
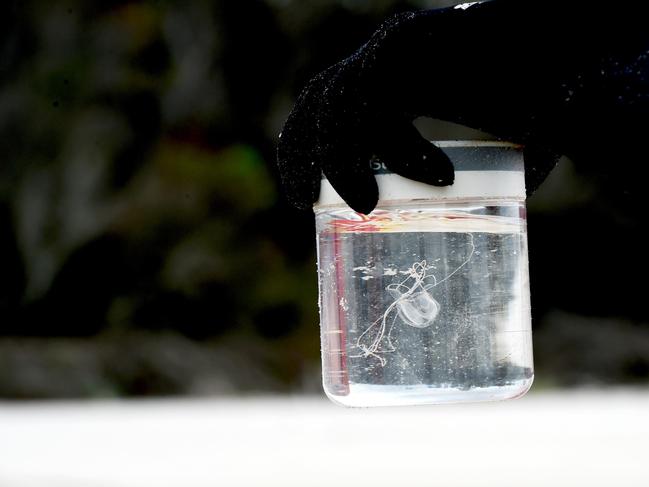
[1,390,648,487]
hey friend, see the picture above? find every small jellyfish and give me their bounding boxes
[388,283,439,328]
[387,261,440,328]
[353,260,439,365]
[352,235,475,366]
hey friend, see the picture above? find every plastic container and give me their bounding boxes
[314,141,533,407]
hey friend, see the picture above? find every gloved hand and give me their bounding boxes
[277,0,649,214]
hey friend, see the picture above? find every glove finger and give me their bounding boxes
[372,120,455,186]
[320,139,378,215]
[523,144,561,196]
[276,74,328,210]
[311,63,379,215]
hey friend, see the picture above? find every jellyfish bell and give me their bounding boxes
[389,283,440,328]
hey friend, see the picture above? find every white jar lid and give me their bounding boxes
[315,141,526,208]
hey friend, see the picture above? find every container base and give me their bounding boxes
[325,376,534,408]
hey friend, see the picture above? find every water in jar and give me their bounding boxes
[315,201,533,407]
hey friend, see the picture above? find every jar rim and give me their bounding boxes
[315,141,527,209]
[432,140,522,148]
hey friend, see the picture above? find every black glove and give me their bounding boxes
[277,0,649,214]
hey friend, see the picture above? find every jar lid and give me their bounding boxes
[315,141,526,208]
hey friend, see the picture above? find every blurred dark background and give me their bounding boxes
[1,0,647,399]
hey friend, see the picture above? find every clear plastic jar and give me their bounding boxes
[315,142,533,407]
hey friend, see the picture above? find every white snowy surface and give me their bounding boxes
[1,389,648,487]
